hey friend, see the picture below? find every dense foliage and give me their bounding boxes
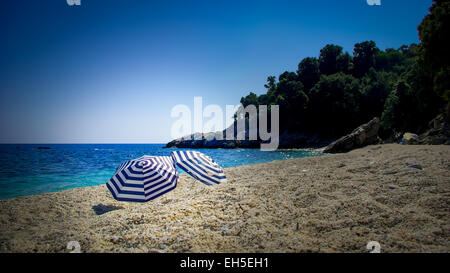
[240,0,448,140]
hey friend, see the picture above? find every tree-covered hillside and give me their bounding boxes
[240,0,449,141]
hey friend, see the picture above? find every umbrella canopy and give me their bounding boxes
[107,155,178,202]
[171,151,226,186]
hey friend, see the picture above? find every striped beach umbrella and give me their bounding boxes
[171,151,226,186]
[107,155,178,202]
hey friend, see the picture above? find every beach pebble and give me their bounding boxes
[407,164,423,170]
[110,236,122,244]
[221,227,230,233]
[0,244,8,252]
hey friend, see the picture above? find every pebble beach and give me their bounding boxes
[0,144,449,253]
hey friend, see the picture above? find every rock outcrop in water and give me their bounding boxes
[34,147,51,150]
[165,124,331,149]
[323,117,381,153]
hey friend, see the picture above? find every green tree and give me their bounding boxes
[297,57,320,90]
[360,68,398,121]
[353,41,379,78]
[278,71,298,82]
[268,76,309,130]
[417,0,450,111]
[264,76,277,92]
[319,44,345,75]
[240,92,259,107]
[336,52,352,74]
[374,45,418,74]
[381,80,417,133]
[308,73,362,136]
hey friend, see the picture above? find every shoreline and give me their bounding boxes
[0,144,449,253]
[0,147,323,201]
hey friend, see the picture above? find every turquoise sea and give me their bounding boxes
[0,144,322,200]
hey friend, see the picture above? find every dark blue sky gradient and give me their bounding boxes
[0,0,432,143]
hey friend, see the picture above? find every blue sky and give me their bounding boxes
[0,0,432,143]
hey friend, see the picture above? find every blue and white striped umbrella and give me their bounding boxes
[107,155,178,202]
[171,151,227,186]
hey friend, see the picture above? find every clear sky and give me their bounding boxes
[0,0,432,143]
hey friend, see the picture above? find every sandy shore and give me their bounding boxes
[0,144,449,253]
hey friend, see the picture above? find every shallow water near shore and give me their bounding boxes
[0,144,322,199]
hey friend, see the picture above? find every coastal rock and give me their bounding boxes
[398,114,450,145]
[165,124,331,149]
[402,132,419,145]
[418,114,450,145]
[165,133,240,149]
[323,117,381,153]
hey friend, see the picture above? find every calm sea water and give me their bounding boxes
[0,144,322,200]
